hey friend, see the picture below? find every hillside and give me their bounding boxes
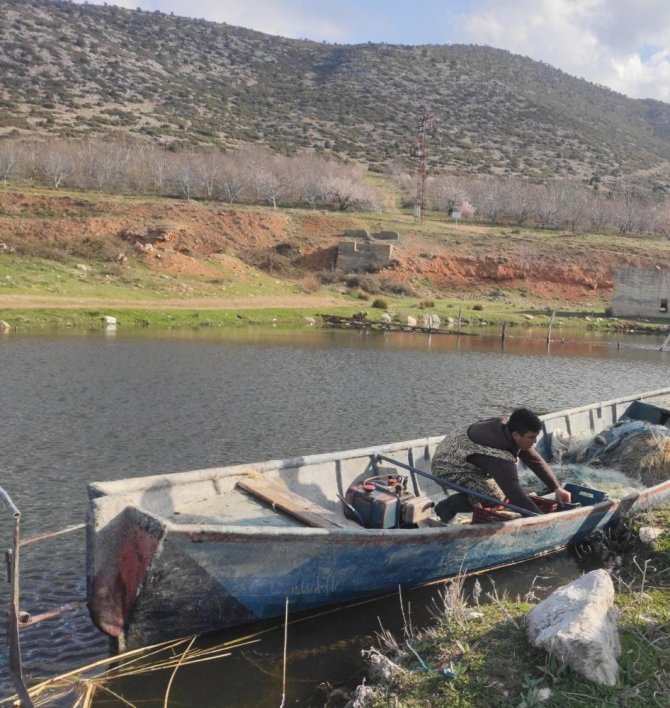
[3,0,670,188]
[2,187,670,315]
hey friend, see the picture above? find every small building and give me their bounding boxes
[611,268,670,318]
[336,240,393,272]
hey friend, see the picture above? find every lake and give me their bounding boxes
[0,325,668,705]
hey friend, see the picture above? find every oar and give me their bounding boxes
[371,453,539,518]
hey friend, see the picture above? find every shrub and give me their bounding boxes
[420,297,435,309]
[378,277,418,297]
[299,273,321,293]
[317,269,339,284]
[372,297,388,309]
[473,303,484,311]
[344,274,382,294]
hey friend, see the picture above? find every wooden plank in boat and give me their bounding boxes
[236,477,350,529]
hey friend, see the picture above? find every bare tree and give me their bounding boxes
[193,149,223,199]
[0,139,18,183]
[290,153,329,209]
[506,179,535,226]
[78,138,132,191]
[324,176,378,212]
[647,203,670,237]
[430,175,469,213]
[172,150,199,200]
[470,177,508,223]
[254,154,288,209]
[610,178,647,234]
[584,193,611,232]
[35,140,74,189]
[532,184,560,228]
[549,181,587,231]
[217,153,246,204]
[141,144,172,194]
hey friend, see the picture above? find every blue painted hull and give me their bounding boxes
[120,481,670,647]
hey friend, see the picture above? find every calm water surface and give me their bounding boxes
[0,326,668,704]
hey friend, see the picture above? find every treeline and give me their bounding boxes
[1,136,670,237]
[395,172,670,236]
[0,138,380,211]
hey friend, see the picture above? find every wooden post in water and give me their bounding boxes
[546,310,556,347]
[501,322,507,342]
[0,487,34,708]
[457,307,462,337]
[659,332,670,352]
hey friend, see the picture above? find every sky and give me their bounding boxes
[75,0,670,103]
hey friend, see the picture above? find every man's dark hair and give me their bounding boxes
[508,408,542,435]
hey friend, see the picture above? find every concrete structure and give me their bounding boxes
[336,241,393,272]
[611,268,670,318]
[371,230,400,241]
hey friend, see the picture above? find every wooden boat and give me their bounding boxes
[86,387,670,649]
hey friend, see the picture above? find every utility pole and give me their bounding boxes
[411,113,434,224]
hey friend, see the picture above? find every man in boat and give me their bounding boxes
[430,407,572,522]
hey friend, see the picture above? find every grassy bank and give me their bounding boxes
[1,298,668,335]
[354,509,670,707]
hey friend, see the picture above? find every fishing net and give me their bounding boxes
[519,459,643,500]
[562,420,670,488]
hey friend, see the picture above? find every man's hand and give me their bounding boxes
[555,486,572,505]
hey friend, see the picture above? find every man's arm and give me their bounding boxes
[520,449,572,505]
[467,454,542,513]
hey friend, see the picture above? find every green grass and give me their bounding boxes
[363,509,670,707]
[0,253,307,301]
[1,307,366,331]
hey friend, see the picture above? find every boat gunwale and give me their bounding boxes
[157,491,639,537]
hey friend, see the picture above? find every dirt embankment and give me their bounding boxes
[0,190,667,306]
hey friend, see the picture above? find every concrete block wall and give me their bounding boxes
[336,241,393,272]
[612,268,670,317]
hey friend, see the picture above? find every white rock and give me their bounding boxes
[0,320,10,331]
[406,316,417,327]
[538,687,552,702]
[102,316,117,326]
[525,569,620,686]
[638,526,664,544]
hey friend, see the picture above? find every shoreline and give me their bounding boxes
[1,299,669,336]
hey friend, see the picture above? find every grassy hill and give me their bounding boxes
[2,0,670,188]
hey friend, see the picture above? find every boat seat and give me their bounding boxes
[236,476,353,529]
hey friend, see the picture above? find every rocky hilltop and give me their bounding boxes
[2,0,670,187]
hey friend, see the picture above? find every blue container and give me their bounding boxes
[564,483,608,506]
